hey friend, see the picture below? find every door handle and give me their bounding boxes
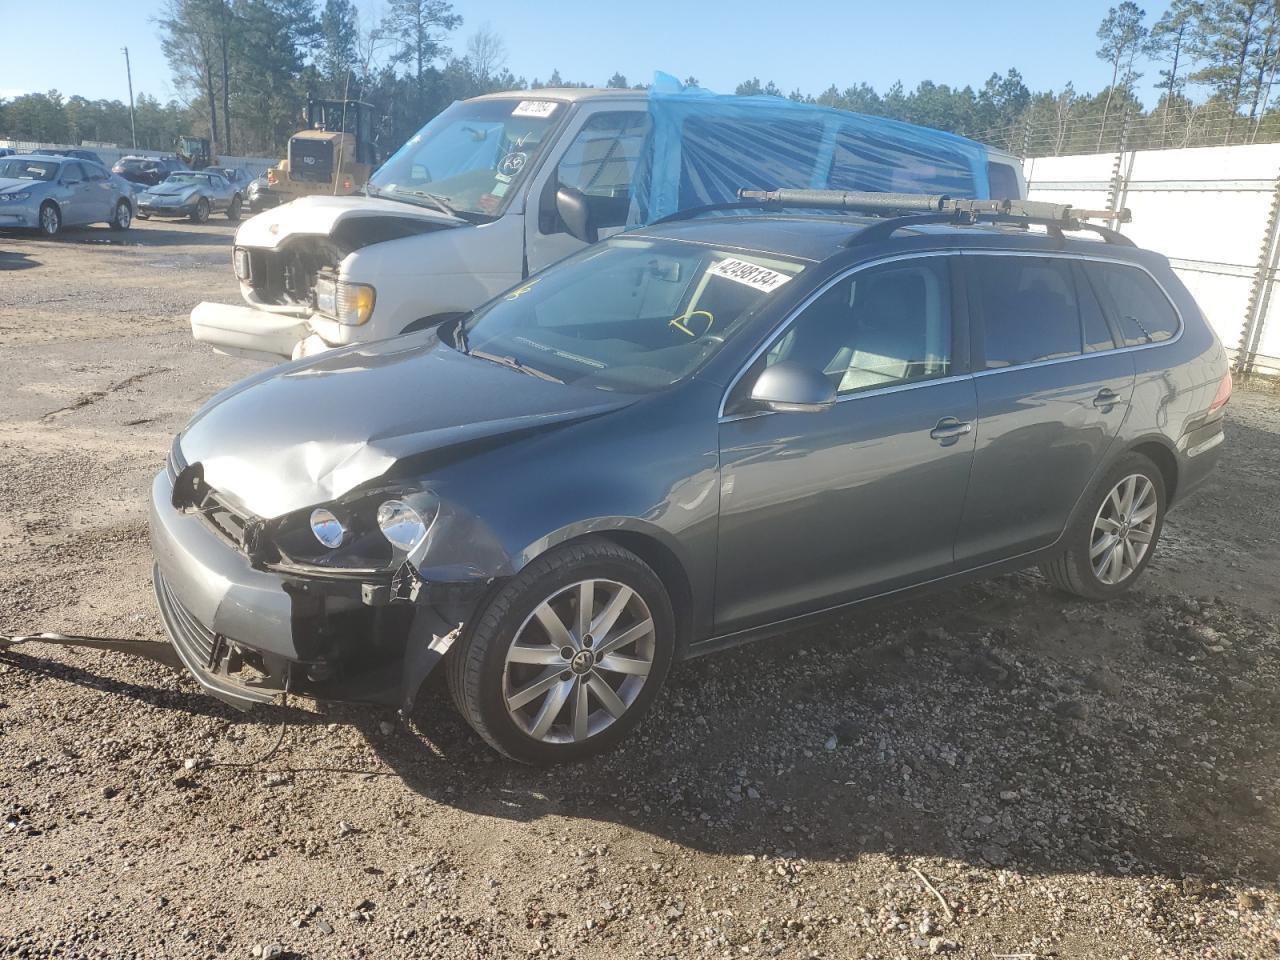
[929,417,973,443]
[1093,388,1125,409]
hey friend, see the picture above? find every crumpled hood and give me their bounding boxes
[179,333,632,519]
[234,194,462,250]
[146,183,197,198]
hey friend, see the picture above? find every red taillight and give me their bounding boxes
[1208,368,1232,416]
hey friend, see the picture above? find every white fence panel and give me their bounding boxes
[1025,143,1280,375]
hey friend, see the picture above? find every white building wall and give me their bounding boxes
[1024,143,1280,375]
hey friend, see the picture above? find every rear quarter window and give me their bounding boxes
[1085,262,1180,346]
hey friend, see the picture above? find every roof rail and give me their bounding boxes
[733,189,1134,247]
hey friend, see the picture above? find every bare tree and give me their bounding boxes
[466,23,507,87]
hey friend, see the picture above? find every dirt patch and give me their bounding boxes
[0,222,1277,958]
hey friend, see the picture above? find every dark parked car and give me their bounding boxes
[112,155,188,188]
[44,148,105,166]
[245,174,282,212]
[151,193,1230,763]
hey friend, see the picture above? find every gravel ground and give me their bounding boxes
[1,220,1278,959]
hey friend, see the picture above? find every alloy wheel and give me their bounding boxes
[115,202,131,229]
[502,578,656,744]
[40,204,60,236]
[1090,473,1158,585]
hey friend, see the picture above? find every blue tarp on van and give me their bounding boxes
[633,73,991,223]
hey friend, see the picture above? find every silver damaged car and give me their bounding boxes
[137,170,244,223]
[0,154,134,236]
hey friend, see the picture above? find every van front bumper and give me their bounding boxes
[190,301,311,362]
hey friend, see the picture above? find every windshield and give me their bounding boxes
[368,97,566,219]
[165,173,209,184]
[453,238,805,392]
[0,159,57,181]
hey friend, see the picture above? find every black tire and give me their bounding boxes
[38,201,61,237]
[108,199,132,231]
[447,537,675,764]
[226,194,242,221]
[1040,451,1166,601]
[190,197,210,224]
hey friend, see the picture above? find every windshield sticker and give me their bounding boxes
[498,152,528,177]
[708,258,793,293]
[512,100,558,119]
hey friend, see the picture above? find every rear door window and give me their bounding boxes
[1085,262,1181,346]
[971,256,1082,368]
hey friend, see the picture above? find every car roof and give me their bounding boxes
[470,87,648,105]
[15,154,66,163]
[627,213,1152,265]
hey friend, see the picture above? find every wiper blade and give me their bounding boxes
[468,349,563,383]
[400,188,462,218]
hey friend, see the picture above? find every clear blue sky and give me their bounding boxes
[0,0,1173,107]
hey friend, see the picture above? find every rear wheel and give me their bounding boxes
[109,199,132,231]
[38,202,61,237]
[190,197,210,224]
[447,538,675,764]
[226,194,242,221]
[1040,451,1166,600]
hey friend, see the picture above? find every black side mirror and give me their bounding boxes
[749,361,837,414]
[555,185,596,244]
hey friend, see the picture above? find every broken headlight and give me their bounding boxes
[314,274,375,326]
[377,500,430,552]
[309,508,346,549]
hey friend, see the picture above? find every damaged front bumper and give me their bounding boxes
[150,469,488,712]
[190,302,345,363]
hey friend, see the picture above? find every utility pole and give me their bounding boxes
[122,46,137,149]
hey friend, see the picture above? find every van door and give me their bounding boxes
[524,106,650,275]
[953,254,1136,566]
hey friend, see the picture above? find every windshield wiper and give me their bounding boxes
[398,188,463,218]
[468,349,563,383]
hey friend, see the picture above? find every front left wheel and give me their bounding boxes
[38,201,61,237]
[190,197,210,224]
[447,538,675,764]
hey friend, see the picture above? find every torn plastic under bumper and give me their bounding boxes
[150,469,490,713]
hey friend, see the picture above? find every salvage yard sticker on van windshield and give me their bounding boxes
[708,258,792,293]
[512,100,558,118]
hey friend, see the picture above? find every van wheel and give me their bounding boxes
[1040,451,1166,600]
[447,538,675,764]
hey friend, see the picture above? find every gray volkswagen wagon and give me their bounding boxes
[150,192,1230,763]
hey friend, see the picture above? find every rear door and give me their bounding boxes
[83,162,115,221]
[954,253,1135,566]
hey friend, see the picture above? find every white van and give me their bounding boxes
[191,88,1027,362]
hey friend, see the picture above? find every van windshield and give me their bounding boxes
[367,98,566,220]
[452,238,806,393]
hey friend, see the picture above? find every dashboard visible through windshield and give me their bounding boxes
[367,97,567,220]
[452,238,806,392]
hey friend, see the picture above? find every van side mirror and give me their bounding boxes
[749,362,837,414]
[555,185,596,244]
